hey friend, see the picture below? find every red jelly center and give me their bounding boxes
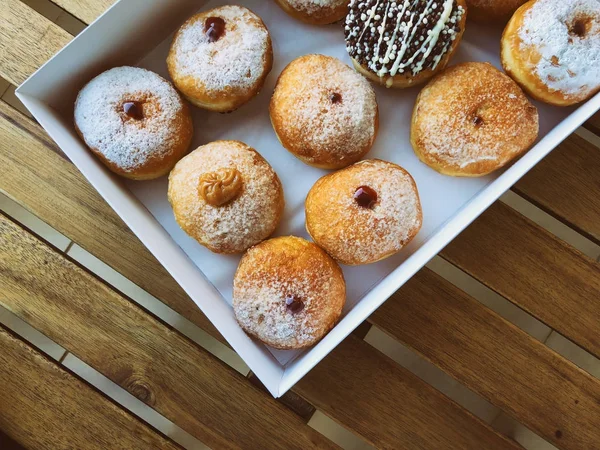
[354,186,377,209]
[285,295,304,314]
[205,17,226,42]
[123,101,144,120]
[330,92,342,104]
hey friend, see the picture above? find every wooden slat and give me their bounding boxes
[295,336,520,450]
[584,112,600,136]
[0,213,337,450]
[0,101,224,343]
[0,325,180,450]
[0,0,71,86]
[514,134,600,244]
[50,0,115,25]
[440,202,600,358]
[370,268,600,450]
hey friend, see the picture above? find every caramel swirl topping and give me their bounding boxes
[199,168,243,206]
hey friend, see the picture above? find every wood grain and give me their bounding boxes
[440,202,600,359]
[371,268,600,450]
[514,134,600,244]
[0,0,71,86]
[0,101,224,343]
[0,213,337,450]
[0,325,180,450]
[50,0,116,24]
[295,336,520,450]
[584,112,600,136]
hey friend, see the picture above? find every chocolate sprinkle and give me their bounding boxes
[345,0,465,86]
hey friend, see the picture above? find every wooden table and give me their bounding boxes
[1,1,599,448]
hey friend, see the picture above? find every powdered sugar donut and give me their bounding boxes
[74,66,193,180]
[270,54,378,169]
[167,5,273,112]
[411,62,539,176]
[501,0,600,106]
[233,236,346,349]
[344,0,467,88]
[274,0,349,25]
[168,140,284,254]
[306,159,423,265]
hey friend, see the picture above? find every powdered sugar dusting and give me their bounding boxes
[170,5,270,93]
[168,141,283,253]
[414,63,538,172]
[519,0,600,96]
[307,159,422,264]
[233,237,345,349]
[74,66,186,172]
[271,54,377,166]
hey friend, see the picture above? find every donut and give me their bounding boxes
[306,159,422,265]
[233,236,346,349]
[274,0,349,25]
[501,0,600,106]
[344,0,467,88]
[465,0,527,23]
[74,66,193,180]
[411,62,539,177]
[167,6,273,112]
[168,140,284,254]
[270,54,379,169]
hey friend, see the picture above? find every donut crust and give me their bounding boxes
[167,6,273,112]
[466,0,526,23]
[233,236,346,349]
[501,0,600,106]
[411,62,539,177]
[274,0,348,25]
[306,159,423,265]
[349,0,468,89]
[270,54,379,169]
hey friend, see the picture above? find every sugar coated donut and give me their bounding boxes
[270,54,378,169]
[168,141,284,254]
[74,66,193,180]
[167,5,273,112]
[466,0,527,22]
[274,0,349,24]
[306,159,422,265]
[233,236,346,349]
[501,0,600,106]
[411,62,539,177]
[345,0,467,88]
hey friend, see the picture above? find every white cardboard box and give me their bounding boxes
[17,0,600,397]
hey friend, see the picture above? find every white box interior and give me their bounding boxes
[17,0,600,396]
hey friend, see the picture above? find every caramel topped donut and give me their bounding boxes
[270,54,378,169]
[306,159,423,265]
[274,0,349,24]
[345,0,467,88]
[74,66,193,180]
[411,62,539,176]
[167,6,273,112]
[233,236,346,349]
[168,141,284,254]
[501,0,600,106]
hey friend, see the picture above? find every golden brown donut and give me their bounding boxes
[233,236,346,349]
[466,0,526,22]
[274,0,349,25]
[501,0,600,106]
[270,54,379,169]
[74,66,193,180]
[345,0,467,88]
[306,159,422,265]
[168,141,284,254]
[167,5,273,112]
[411,62,539,177]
